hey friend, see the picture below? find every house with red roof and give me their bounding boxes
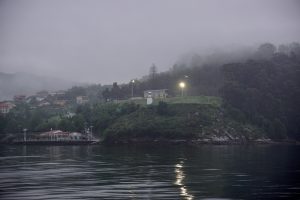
[0,102,16,114]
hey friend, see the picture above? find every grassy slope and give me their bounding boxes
[103,96,265,143]
[118,96,222,106]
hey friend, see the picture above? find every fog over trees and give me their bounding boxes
[1,0,300,84]
[1,42,300,141]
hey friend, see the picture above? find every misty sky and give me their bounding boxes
[0,0,299,84]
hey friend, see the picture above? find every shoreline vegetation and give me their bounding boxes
[1,42,300,144]
[100,100,297,145]
[1,97,298,145]
[0,103,299,145]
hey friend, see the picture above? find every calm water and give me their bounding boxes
[0,144,299,199]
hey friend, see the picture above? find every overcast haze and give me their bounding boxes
[0,0,300,84]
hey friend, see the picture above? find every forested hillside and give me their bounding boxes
[221,48,300,139]
[1,42,300,141]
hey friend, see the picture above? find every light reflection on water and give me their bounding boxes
[0,145,299,199]
[175,161,194,200]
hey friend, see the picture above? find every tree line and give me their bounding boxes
[1,42,300,140]
[221,44,300,140]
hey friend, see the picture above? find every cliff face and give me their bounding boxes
[102,103,268,144]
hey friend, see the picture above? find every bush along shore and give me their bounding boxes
[1,100,296,145]
[101,102,279,145]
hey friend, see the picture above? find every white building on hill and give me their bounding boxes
[144,89,168,99]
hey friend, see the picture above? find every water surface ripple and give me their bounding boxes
[0,145,299,199]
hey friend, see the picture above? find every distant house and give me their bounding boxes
[53,100,67,106]
[14,95,26,102]
[38,101,50,107]
[0,102,16,114]
[69,132,86,140]
[25,96,35,104]
[65,112,75,118]
[49,90,66,96]
[36,97,45,102]
[76,96,89,104]
[144,89,168,98]
[38,130,87,141]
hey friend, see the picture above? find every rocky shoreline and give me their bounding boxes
[103,137,299,145]
[2,132,299,145]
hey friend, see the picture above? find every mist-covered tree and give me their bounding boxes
[149,64,158,89]
[221,52,300,139]
[257,43,276,59]
[110,82,121,100]
[102,88,111,102]
[278,44,290,55]
[0,115,7,134]
[65,86,87,100]
[289,42,300,56]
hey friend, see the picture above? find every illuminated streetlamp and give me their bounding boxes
[179,81,185,97]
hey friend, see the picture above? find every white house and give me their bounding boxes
[76,96,89,104]
[144,89,168,99]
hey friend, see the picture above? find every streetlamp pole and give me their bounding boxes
[90,125,93,141]
[131,79,135,98]
[179,82,185,97]
[184,75,189,96]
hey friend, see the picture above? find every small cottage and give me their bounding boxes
[144,89,168,99]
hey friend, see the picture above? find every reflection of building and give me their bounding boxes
[0,102,16,114]
[144,89,167,98]
[76,96,89,104]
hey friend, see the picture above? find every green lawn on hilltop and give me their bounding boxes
[118,96,222,107]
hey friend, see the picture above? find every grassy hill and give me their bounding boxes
[118,96,222,107]
[102,98,266,144]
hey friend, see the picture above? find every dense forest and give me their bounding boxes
[1,42,300,141]
[221,44,300,140]
[99,42,300,140]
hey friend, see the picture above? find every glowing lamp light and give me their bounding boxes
[179,82,185,88]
